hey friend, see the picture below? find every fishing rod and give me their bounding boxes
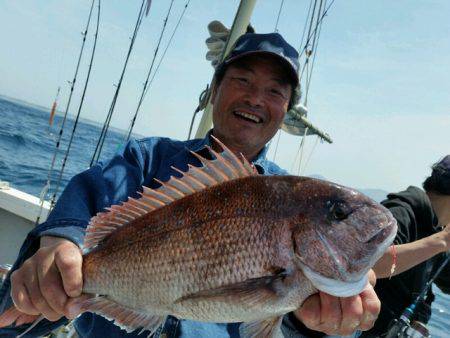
[35,0,96,220]
[124,0,175,143]
[128,0,192,142]
[50,0,102,208]
[90,0,147,166]
[385,254,450,338]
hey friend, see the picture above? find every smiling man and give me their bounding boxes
[212,53,291,159]
[0,33,380,338]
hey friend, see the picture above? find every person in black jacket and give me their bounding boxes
[362,155,450,337]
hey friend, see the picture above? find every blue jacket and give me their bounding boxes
[0,134,309,338]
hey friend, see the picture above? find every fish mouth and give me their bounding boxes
[353,214,397,274]
[365,216,397,247]
[364,217,397,265]
[353,206,397,244]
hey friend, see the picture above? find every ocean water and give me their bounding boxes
[0,96,127,198]
[0,96,448,337]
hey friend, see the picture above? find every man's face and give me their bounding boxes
[211,54,292,157]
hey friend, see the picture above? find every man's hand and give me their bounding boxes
[440,223,450,251]
[294,270,380,336]
[9,236,83,321]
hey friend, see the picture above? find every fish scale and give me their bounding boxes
[83,214,286,313]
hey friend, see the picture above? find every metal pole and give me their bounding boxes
[288,109,333,144]
[194,0,257,138]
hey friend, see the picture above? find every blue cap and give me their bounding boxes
[433,155,450,175]
[218,33,300,86]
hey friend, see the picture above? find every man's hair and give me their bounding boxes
[423,157,450,195]
[213,58,300,110]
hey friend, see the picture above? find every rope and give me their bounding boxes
[290,127,309,174]
[304,0,325,105]
[124,0,175,142]
[274,0,285,32]
[301,135,320,174]
[126,0,191,141]
[187,84,209,140]
[298,0,319,81]
[50,0,101,208]
[35,0,96,221]
[304,0,323,106]
[296,127,309,175]
[298,0,335,59]
[272,129,282,162]
[297,0,334,108]
[298,0,314,54]
[131,0,191,140]
[90,0,146,166]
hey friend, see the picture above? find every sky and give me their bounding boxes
[0,0,449,193]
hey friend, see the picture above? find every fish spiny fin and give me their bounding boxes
[175,272,287,307]
[83,136,257,251]
[240,316,283,338]
[210,135,257,175]
[81,296,166,336]
[153,178,186,199]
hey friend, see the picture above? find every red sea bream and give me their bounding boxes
[0,137,397,338]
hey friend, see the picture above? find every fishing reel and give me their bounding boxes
[385,318,430,338]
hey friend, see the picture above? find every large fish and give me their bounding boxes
[0,137,397,337]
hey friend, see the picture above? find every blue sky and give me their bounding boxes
[0,0,449,192]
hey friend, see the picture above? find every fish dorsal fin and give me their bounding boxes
[83,135,258,252]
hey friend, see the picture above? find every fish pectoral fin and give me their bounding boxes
[81,296,166,336]
[239,316,283,338]
[175,271,287,307]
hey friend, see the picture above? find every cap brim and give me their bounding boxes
[223,50,299,86]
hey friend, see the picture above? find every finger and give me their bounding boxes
[37,256,67,315]
[0,306,26,327]
[339,295,363,335]
[295,293,322,328]
[25,265,61,321]
[10,270,39,316]
[367,269,376,287]
[318,292,342,334]
[55,246,83,298]
[15,313,40,326]
[65,294,92,319]
[358,284,381,331]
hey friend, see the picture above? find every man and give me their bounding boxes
[362,155,450,337]
[0,33,380,337]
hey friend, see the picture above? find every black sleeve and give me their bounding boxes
[381,199,416,245]
[434,254,450,294]
[281,312,325,338]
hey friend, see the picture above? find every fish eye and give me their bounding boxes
[328,202,351,221]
